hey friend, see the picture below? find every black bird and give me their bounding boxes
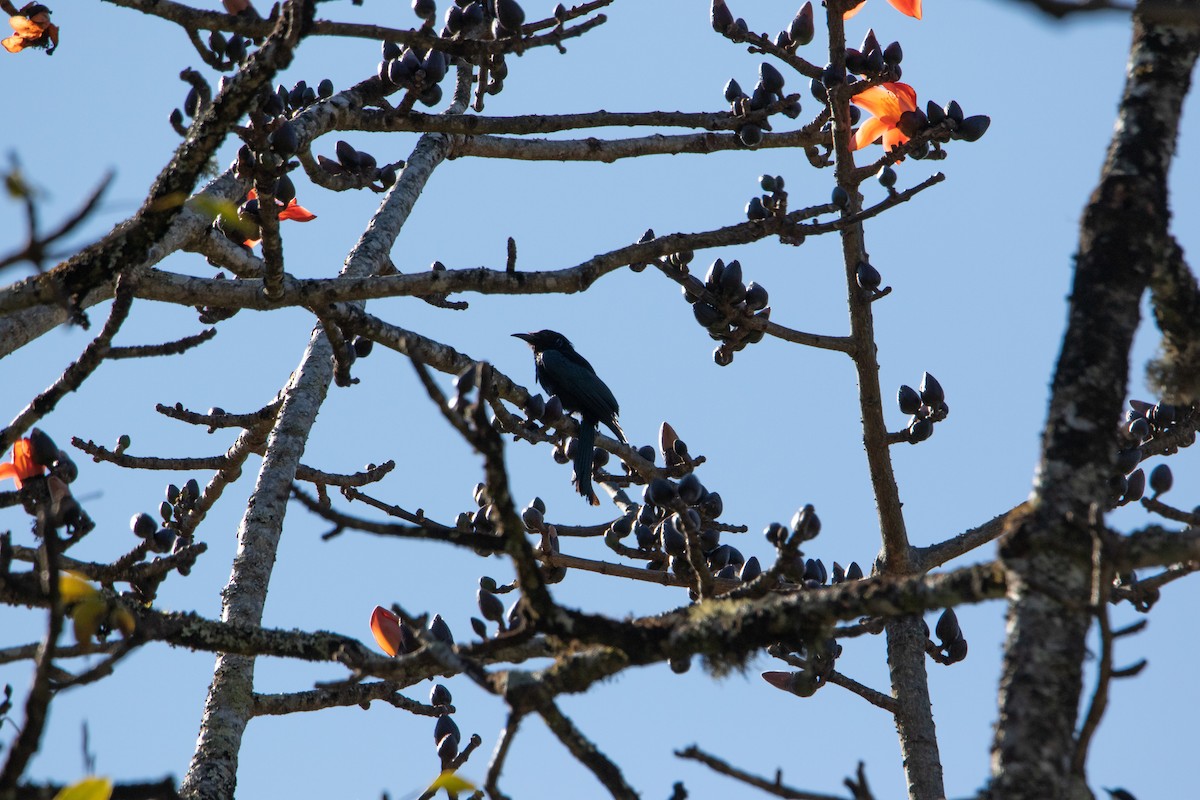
[513,330,626,505]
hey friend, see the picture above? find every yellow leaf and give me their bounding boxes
[109,605,136,637]
[59,572,99,604]
[427,770,476,795]
[53,776,113,800]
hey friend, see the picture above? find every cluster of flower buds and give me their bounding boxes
[844,28,903,81]
[722,61,801,147]
[455,481,506,544]
[443,0,526,39]
[897,372,949,443]
[680,257,770,366]
[746,173,788,221]
[929,608,968,664]
[132,477,201,558]
[1,429,88,534]
[1111,399,1196,507]
[430,682,466,764]
[378,41,449,107]
[317,140,402,190]
[898,100,991,159]
[762,636,844,697]
[202,29,249,71]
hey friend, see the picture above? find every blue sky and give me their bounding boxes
[1,1,1197,798]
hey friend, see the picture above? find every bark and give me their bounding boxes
[990,2,1200,797]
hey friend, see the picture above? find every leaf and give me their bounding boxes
[53,777,113,800]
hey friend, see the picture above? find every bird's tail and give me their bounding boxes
[573,420,600,506]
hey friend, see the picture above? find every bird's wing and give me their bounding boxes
[538,349,621,422]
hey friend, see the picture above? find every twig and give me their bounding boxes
[675,744,846,800]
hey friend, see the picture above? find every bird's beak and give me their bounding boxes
[512,332,533,343]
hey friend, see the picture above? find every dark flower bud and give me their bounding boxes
[896,109,928,138]
[634,522,655,549]
[423,49,448,84]
[681,275,705,304]
[1123,468,1146,503]
[946,637,968,663]
[746,196,768,221]
[935,608,961,643]
[724,78,746,103]
[428,614,454,644]
[759,174,777,193]
[270,122,297,157]
[765,521,786,545]
[831,186,850,208]
[637,444,656,463]
[759,62,785,95]
[521,504,544,531]
[700,491,723,519]
[708,544,732,571]
[908,418,934,443]
[716,564,738,580]
[944,100,964,124]
[335,140,360,169]
[925,100,946,125]
[878,165,897,188]
[383,40,402,61]
[711,0,734,32]
[744,281,769,312]
[821,63,845,88]
[860,28,880,56]
[288,81,308,108]
[152,528,177,553]
[883,41,903,64]
[803,558,824,584]
[865,47,886,74]
[274,173,296,204]
[740,556,762,581]
[388,57,413,86]
[352,336,374,358]
[856,262,881,291]
[1127,416,1151,441]
[831,562,846,583]
[660,520,686,556]
[543,395,564,423]
[430,683,452,706]
[434,714,460,745]
[523,393,545,420]
[678,473,704,505]
[167,484,180,504]
[160,502,173,522]
[648,478,678,507]
[919,372,945,406]
[844,48,864,74]
[788,2,814,46]
[1149,463,1173,495]
[317,78,334,99]
[670,656,691,673]
[477,588,504,623]
[29,429,59,468]
[738,124,763,147]
[436,733,458,762]
[463,2,485,27]
[846,562,864,580]
[419,83,444,107]
[413,0,437,20]
[1150,403,1176,425]
[1115,447,1142,475]
[790,504,821,540]
[898,384,921,415]
[131,513,157,539]
[955,115,990,142]
[704,258,725,290]
[699,528,720,551]
[810,76,828,103]
[495,0,526,31]
[693,302,723,328]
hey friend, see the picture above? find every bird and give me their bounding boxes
[513,330,626,505]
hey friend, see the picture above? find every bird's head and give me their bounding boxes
[512,330,573,352]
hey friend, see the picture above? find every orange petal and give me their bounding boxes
[885,81,918,113]
[843,1,867,19]
[883,127,911,152]
[246,188,258,201]
[0,439,41,488]
[851,117,889,151]
[851,85,901,124]
[278,200,316,223]
[370,606,402,657]
[887,0,922,19]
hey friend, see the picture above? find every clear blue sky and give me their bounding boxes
[1,1,1197,798]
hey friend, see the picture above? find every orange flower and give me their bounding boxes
[844,0,922,20]
[3,4,59,54]
[370,605,403,657]
[0,438,43,489]
[850,81,918,152]
[242,188,316,246]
